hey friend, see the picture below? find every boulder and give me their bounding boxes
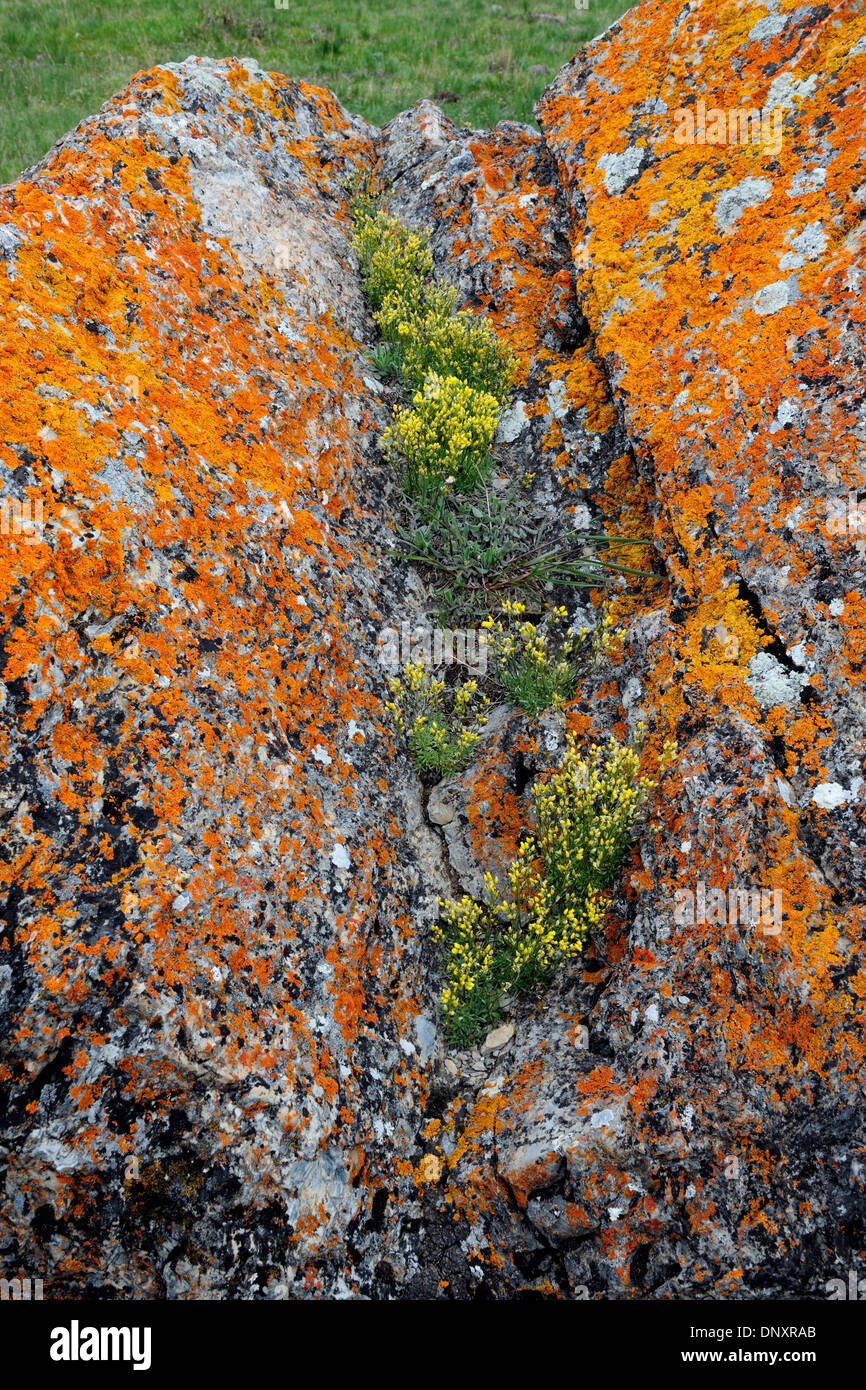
[422,0,866,1298]
[0,57,449,1298]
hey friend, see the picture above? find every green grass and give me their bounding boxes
[0,0,631,186]
[400,485,655,626]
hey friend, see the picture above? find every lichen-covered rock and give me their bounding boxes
[2,0,865,1301]
[0,56,450,1298]
[422,0,866,1298]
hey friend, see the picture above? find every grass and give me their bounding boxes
[0,0,632,186]
[400,484,655,626]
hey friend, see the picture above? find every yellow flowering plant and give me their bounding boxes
[434,729,677,1046]
[351,208,433,312]
[385,659,490,779]
[349,195,513,512]
[346,170,382,229]
[589,604,624,668]
[384,372,500,507]
[348,184,677,1049]
[399,306,516,402]
[481,601,581,718]
[376,281,458,345]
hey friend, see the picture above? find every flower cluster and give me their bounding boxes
[384,659,490,778]
[434,730,677,1045]
[351,208,433,312]
[377,281,458,344]
[481,601,580,717]
[589,605,624,667]
[384,372,500,504]
[349,198,514,511]
[400,305,516,402]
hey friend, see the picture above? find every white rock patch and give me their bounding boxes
[747,651,807,707]
[596,146,645,196]
[714,177,773,233]
[496,399,528,443]
[812,783,850,810]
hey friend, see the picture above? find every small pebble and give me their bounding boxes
[483,1022,515,1051]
